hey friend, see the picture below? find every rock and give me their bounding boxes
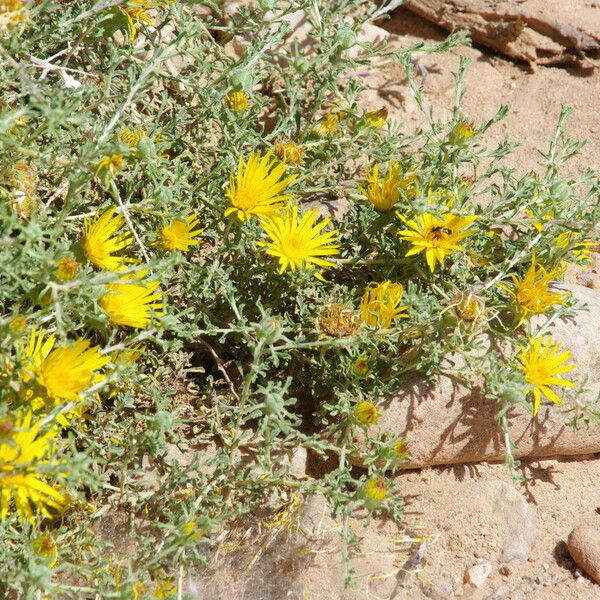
[567,525,600,583]
[471,481,536,562]
[298,491,336,538]
[464,562,493,587]
[356,283,600,468]
[486,585,511,600]
[288,446,307,478]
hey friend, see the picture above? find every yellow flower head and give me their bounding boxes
[363,478,387,503]
[224,91,249,112]
[119,126,149,148]
[119,0,166,42]
[9,314,27,335]
[0,0,28,29]
[360,281,408,329]
[354,401,379,425]
[224,151,297,221]
[453,291,485,323]
[258,205,340,279]
[181,520,204,541]
[313,111,344,137]
[318,303,358,337]
[0,411,66,523]
[158,214,203,252]
[518,336,575,415]
[55,257,78,281]
[556,231,596,263]
[273,141,304,165]
[81,207,133,271]
[351,356,369,377]
[95,154,124,176]
[32,533,58,568]
[500,257,568,324]
[392,439,409,462]
[397,212,477,272]
[9,160,37,218]
[153,578,177,599]
[99,272,164,328]
[364,106,388,128]
[449,119,475,143]
[360,163,400,212]
[20,329,110,403]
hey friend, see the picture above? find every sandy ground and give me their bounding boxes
[193,5,600,599]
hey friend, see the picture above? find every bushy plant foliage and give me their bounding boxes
[0,0,598,597]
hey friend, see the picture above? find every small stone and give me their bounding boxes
[464,563,493,588]
[486,585,511,600]
[499,565,511,576]
[454,586,464,597]
[289,446,307,478]
[567,525,600,583]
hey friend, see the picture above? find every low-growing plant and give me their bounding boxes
[0,0,599,597]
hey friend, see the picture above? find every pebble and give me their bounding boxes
[464,563,493,588]
[567,525,600,583]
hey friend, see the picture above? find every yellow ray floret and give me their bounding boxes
[158,214,203,252]
[0,411,67,523]
[99,272,164,328]
[518,336,575,416]
[360,281,408,329]
[258,205,340,279]
[81,207,133,271]
[499,256,568,325]
[225,151,297,221]
[397,212,477,272]
[20,329,110,403]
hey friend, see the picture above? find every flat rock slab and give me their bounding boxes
[369,283,600,469]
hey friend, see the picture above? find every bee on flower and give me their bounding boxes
[224,151,297,221]
[360,281,408,329]
[397,212,477,272]
[257,204,340,280]
[518,336,575,415]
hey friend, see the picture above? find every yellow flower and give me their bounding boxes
[363,106,388,128]
[9,160,37,218]
[9,314,27,335]
[525,208,554,232]
[120,0,166,42]
[55,257,78,281]
[556,231,596,263]
[426,187,457,209]
[153,578,176,599]
[363,478,387,503]
[0,0,28,29]
[0,411,66,523]
[181,520,204,541]
[224,151,297,221]
[258,205,340,279]
[453,291,485,323]
[32,533,58,568]
[318,303,358,337]
[351,356,369,377]
[313,111,344,137]
[273,141,303,165]
[95,154,124,176]
[119,126,149,148]
[158,214,203,252]
[518,337,575,415]
[449,119,475,143]
[81,207,133,271]
[354,401,379,425]
[360,163,402,212]
[224,91,249,111]
[99,272,164,328]
[360,281,408,329]
[392,439,409,461]
[397,212,477,272]
[499,257,568,324]
[21,329,110,403]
